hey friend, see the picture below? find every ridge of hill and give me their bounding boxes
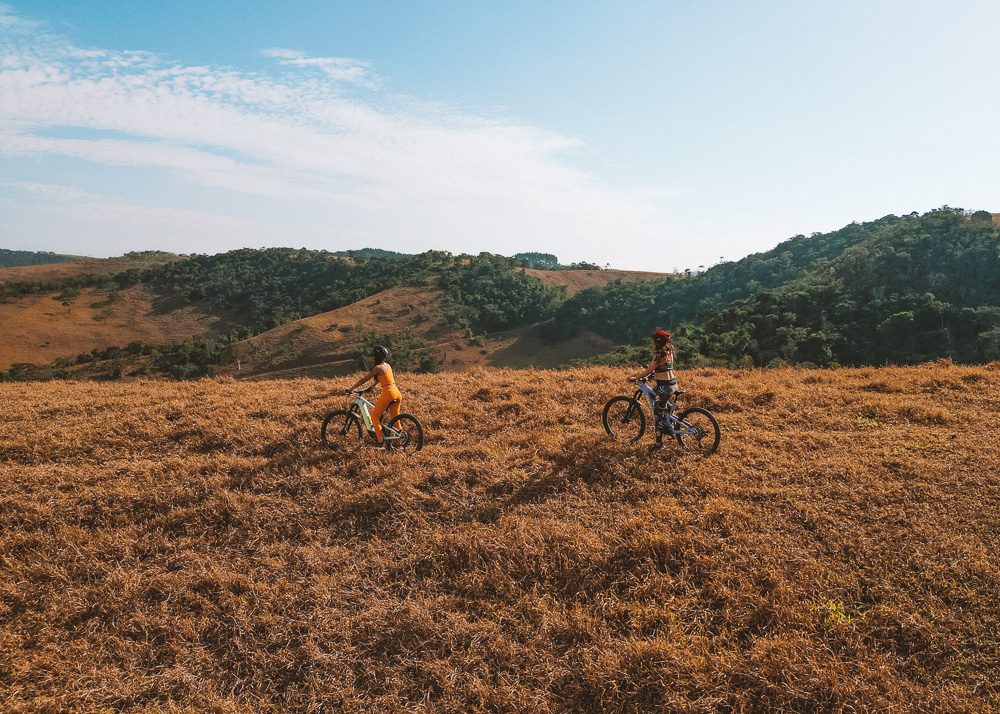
[0,247,82,269]
[2,363,998,710]
[0,250,182,284]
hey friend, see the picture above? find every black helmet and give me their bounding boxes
[371,345,389,364]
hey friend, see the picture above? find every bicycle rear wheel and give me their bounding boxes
[675,407,720,455]
[321,409,362,449]
[602,396,646,443]
[386,413,423,453]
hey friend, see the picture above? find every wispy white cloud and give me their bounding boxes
[0,6,667,262]
[4,179,103,202]
[261,47,378,88]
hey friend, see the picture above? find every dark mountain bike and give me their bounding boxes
[321,387,423,453]
[602,376,720,455]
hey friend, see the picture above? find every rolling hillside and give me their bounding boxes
[0,252,211,370]
[217,284,619,379]
[0,256,662,375]
[0,285,228,369]
[5,208,1000,381]
[2,362,998,711]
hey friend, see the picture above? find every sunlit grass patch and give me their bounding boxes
[855,414,883,429]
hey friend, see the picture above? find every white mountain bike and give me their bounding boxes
[321,386,424,453]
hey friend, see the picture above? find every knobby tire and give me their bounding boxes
[602,396,646,443]
[386,413,424,453]
[676,407,721,455]
[321,409,362,449]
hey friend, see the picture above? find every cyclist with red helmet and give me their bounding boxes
[631,330,678,451]
[346,345,402,449]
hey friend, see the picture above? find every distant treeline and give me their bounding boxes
[514,252,603,270]
[331,247,411,259]
[0,248,79,268]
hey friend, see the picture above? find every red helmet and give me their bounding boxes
[651,330,671,345]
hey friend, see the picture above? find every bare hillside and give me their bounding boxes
[0,285,226,369]
[224,286,616,379]
[523,268,675,295]
[225,286,453,378]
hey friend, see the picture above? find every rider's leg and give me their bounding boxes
[654,380,678,432]
[653,393,669,431]
[370,392,392,443]
[371,389,402,443]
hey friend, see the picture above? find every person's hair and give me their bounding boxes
[654,342,676,361]
[652,330,675,361]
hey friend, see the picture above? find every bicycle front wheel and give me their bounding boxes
[386,413,424,452]
[675,407,721,455]
[321,409,362,449]
[602,396,646,443]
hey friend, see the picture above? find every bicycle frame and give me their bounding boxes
[349,391,403,442]
[351,393,378,432]
[634,379,694,436]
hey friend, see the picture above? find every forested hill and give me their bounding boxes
[558,208,1000,367]
[552,213,912,345]
[0,248,79,268]
[0,248,569,336]
[4,207,999,379]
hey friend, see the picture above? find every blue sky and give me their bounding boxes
[1,1,998,271]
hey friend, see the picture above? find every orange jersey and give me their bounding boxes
[376,363,396,389]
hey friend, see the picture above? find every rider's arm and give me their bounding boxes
[631,356,663,381]
[346,367,377,392]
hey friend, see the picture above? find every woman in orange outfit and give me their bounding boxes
[346,345,402,448]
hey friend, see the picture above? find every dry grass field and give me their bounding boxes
[2,363,999,712]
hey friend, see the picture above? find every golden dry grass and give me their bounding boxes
[2,363,999,712]
[0,285,225,370]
